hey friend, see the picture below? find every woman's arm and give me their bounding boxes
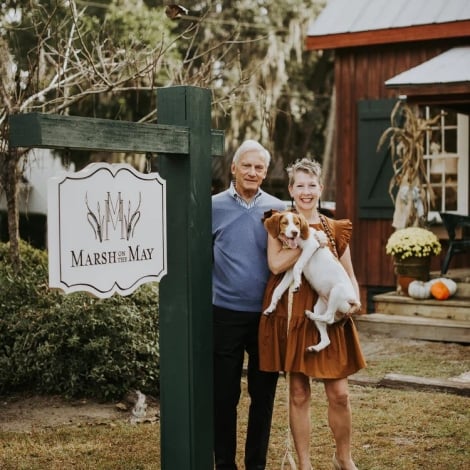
[267,234,301,275]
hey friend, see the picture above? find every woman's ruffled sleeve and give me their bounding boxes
[332,219,352,258]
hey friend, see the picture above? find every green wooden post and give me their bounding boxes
[8,87,220,469]
[157,86,214,469]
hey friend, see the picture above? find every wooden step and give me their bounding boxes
[431,267,470,281]
[373,292,470,321]
[354,313,470,343]
[349,373,470,397]
[455,284,470,297]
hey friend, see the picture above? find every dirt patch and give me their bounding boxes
[0,393,160,433]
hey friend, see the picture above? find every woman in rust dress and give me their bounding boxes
[259,158,366,470]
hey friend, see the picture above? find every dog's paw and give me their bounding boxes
[263,301,278,315]
[306,344,325,353]
[307,340,330,353]
[263,303,277,314]
[304,309,314,320]
[305,309,323,321]
[347,301,362,315]
[292,280,302,291]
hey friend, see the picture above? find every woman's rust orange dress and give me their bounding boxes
[259,217,366,378]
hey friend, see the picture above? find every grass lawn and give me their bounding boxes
[0,380,468,469]
[1,333,468,469]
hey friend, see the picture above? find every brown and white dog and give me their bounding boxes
[263,210,359,352]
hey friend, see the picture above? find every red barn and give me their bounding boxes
[306,0,470,339]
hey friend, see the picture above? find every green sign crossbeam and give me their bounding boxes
[9,112,224,156]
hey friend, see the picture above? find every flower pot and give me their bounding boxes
[393,256,431,295]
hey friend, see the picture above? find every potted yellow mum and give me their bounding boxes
[386,227,442,295]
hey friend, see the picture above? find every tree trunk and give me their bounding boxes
[322,87,336,202]
[4,150,21,269]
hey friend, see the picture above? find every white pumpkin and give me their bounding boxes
[407,280,432,299]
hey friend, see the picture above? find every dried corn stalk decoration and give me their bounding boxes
[378,100,441,229]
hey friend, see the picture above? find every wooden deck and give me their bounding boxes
[355,268,470,343]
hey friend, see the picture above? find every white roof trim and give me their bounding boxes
[385,46,470,86]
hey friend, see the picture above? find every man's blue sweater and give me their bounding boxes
[212,188,285,312]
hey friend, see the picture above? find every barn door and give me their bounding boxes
[357,98,396,219]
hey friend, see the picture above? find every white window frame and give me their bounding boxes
[423,107,469,222]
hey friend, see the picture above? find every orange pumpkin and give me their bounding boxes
[430,280,450,300]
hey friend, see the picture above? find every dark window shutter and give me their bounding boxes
[357,98,396,219]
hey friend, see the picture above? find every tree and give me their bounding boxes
[0,0,182,267]
[168,0,332,193]
[1,0,332,267]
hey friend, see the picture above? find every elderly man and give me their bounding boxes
[212,140,286,470]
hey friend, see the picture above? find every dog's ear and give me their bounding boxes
[262,209,276,221]
[263,213,281,238]
[299,214,310,240]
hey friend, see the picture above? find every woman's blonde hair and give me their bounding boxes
[286,158,322,186]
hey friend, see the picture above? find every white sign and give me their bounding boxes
[48,163,166,298]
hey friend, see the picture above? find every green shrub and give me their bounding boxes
[0,240,159,400]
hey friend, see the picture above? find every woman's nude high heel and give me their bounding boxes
[333,453,358,470]
[332,453,342,470]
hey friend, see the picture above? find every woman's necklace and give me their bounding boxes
[318,214,339,259]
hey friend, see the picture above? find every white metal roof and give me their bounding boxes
[307,0,470,36]
[385,46,470,86]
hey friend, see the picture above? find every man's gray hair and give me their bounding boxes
[232,140,271,166]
